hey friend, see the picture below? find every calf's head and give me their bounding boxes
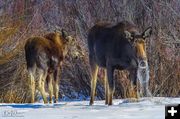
[58,29,75,57]
[61,29,75,45]
[59,29,82,58]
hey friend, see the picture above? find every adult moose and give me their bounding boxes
[25,29,74,103]
[88,21,152,105]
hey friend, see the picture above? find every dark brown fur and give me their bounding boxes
[88,21,152,105]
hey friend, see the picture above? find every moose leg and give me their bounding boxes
[89,61,98,105]
[53,68,60,103]
[104,69,109,105]
[129,69,139,99]
[47,74,53,103]
[53,79,59,103]
[107,65,115,105]
[29,71,35,103]
[38,70,48,104]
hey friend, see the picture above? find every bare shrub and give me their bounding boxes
[0,0,179,103]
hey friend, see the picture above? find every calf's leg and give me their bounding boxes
[29,71,35,103]
[37,69,48,104]
[53,69,60,103]
[47,74,53,103]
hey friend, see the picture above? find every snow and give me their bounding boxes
[0,97,180,119]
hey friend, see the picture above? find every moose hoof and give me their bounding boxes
[89,101,94,105]
[108,102,113,106]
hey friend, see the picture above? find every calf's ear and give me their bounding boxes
[61,29,68,38]
[142,27,152,38]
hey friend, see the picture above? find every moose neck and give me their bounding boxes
[55,34,69,57]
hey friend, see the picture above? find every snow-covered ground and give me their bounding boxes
[0,97,180,119]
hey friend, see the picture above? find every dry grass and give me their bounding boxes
[0,0,179,103]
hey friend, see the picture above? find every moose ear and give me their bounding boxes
[142,27,152,38]
[61,29,68,38]
[124,31,133,40]
[54,29,58,33]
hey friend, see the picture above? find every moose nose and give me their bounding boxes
[139,60,147,69]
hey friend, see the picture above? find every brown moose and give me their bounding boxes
[25,29,74,103]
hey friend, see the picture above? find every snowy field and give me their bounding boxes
[0,97,180,119]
